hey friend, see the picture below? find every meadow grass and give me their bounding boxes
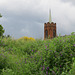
[0,34,75,75]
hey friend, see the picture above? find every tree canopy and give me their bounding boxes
[0,13,2,17]
[0,25,5,36]
[0,13,5,37]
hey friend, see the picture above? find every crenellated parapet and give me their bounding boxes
[44,22,56,28]
[51,22,56,25]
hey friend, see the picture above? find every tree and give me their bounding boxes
[0,13,2,17]
[0,25,5,37]
[0,14,5,37]
[71,32,75,35]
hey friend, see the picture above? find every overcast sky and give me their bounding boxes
[0,0,75,39]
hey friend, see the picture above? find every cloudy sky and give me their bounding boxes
[0,0,75,39]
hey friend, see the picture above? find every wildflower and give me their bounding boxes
[55,51,56,53]
[40,57,42,60]
[2,49,4,51]
[18,36,35,41]
[41,65,42,67]
[25,61,26,63]
[46,67,49,70]
[43,66,45,70]
[21,58,23,60]
[52,71,55,74]
[18,68,20,70]
[61,54,62,56]
[31,56,33,58]
[71,54,72,56]
[57,69,59,71]
[9,48,10,50]
[45,46,47,48]
[60,65,61,67]
[46,71,48,75]
[59,52,61,55]
[46,49,48,50]
[32,50,33,52]
[35,50,37,53]
[44,59,46,61]
[73,44,75,46]
[16,62,18,64]
[55,55,56,58]
[41,68,43,71]
[60,40,61,41]
[55,63,57,66]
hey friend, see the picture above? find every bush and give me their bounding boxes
[71,32,75,35]
[0,33,75,75]
[66,57,75,75]
[1,68,14,75]
[17,36,35,41]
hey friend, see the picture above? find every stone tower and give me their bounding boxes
[44,10,56,40]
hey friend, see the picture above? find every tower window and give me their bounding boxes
[53,29,56,37]
[45,30,48,39]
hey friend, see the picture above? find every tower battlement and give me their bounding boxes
[44,22,56,27]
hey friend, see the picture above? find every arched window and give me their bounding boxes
[53,29,56,37]
[45,30,48,39]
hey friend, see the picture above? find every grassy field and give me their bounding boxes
[0,33,75,75]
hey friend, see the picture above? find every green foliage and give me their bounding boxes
[0,25,5,37]
[0,33,75,75]
[71,32,75,35]
[0,13,2,17]
[0,38,5,46]
[0,51,7,74]
[65,58,75,75]
[0,14,5,37]
[1,68,14,75]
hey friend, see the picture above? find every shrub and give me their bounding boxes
[71,32,75,35]
[17,36,35,41]
[1,68,14,75]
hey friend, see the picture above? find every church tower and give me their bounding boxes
[44,10,56,40]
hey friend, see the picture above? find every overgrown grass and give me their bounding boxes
[0,33,75,75]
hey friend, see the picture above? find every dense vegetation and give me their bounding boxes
[0,13,5,37]
[0,33,75,75]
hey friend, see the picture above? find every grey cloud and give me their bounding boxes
[0,0,75,39]
[1,10,44,39]
[61,0,75,5]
